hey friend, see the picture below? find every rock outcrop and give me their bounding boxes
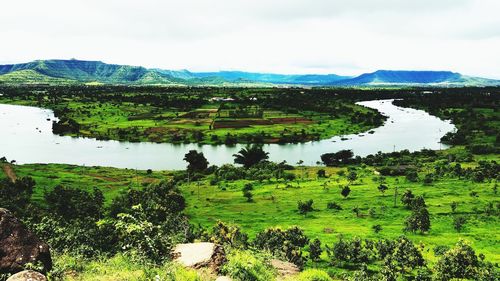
[6,270,47,281]
[0,208,52,274]
[173,242,226,273]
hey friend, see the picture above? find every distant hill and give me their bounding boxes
[332,70,498,86]
[0,59,498,87]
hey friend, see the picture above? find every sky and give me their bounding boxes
[1,0,500,78]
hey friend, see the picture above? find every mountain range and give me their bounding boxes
[0,59,498,87]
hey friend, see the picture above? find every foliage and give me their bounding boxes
[341,185,351,199]
[254,227,309,267]
[209,221,249,248]
[308,238,322,262]
[45,185,104,221]
[321,150,355,166]
[221,250,275,281]
[297,199,314,215]
[325,236,374,266]
[0,177,35,216]
[434,240,480,281]
[233,144,269,168]
[114,204,174,264]
[183,150,209,173]
[404,206,431,234]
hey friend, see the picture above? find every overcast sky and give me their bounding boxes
[1,0,500,78]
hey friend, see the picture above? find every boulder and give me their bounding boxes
[6,270,47,281]
[215,276,232,281]
[173,242,226,273]
[0,209,52,274]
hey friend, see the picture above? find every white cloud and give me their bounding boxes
[1,0,499,78]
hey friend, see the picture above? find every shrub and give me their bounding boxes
[298,199,314,215]
[308,238,322,262]
[435,240,479,281]
[326,201,342,210]
[254,226,309,267]
[341,186,351,199]
[210,221,248,248]
[114,205,173,264]
[221,250,275,281]
[317,169,326,178]
[404,207,431,234]
[0,177,35,216]
[45,185,104,221]
[325,236,374,265]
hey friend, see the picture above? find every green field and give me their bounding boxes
[2,148,498,265]
[1,87,498,280]
[0,87,384,144]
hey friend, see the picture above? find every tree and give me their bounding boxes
[254,226,309,267]
[233,144,269,168]
[410,196,427,210]
[453,216,467,232]
[404,207,431,234]
[435,240,479,281]
[320,150,355,166]
[0,177,35,216]
[341,186,351,199]
[401,189,415,209]
[183,150,209,172]
[378,184,388,196]
[298,199,314,215]
[347,171,358,183]
[309,238,322,262]
[45,185,104,221]
[317,169,326,178]
[372,224,382,233]
[243,190,253,202]
[390,236,425,273]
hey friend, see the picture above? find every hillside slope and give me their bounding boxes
[0,59,498,86]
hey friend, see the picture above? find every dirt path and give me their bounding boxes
[1,164,17,182]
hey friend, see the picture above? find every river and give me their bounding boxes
[0,99,455,170]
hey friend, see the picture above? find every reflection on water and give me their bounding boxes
[0,99,455,170]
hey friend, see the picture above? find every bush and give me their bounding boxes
[210,221,248,248]
[298,199,314,215]
[45,185,104,221]
[0,177,35,216]
[435,240,479,281]
[221,250,275,281]
[254,226,309,267]
[326,201,342,210]
[308,238,322,262]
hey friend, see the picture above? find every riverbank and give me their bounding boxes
[0,100,454,170]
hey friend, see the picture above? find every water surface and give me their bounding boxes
[0,99,455,170]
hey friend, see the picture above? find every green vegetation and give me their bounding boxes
[0,88,498,280]
[0,86,385,144]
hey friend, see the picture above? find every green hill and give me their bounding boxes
[1,59,499,86]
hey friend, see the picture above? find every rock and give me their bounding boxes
[270,259,299,277]
[0,209,52,274]
[215,276,232,281]
[173,242,226,273]
[6,270,47,281]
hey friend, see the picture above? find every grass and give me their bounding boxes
[51,254,210,281]
[3,151,498,267]
[0,96,379,145]
[180,164,499,266]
